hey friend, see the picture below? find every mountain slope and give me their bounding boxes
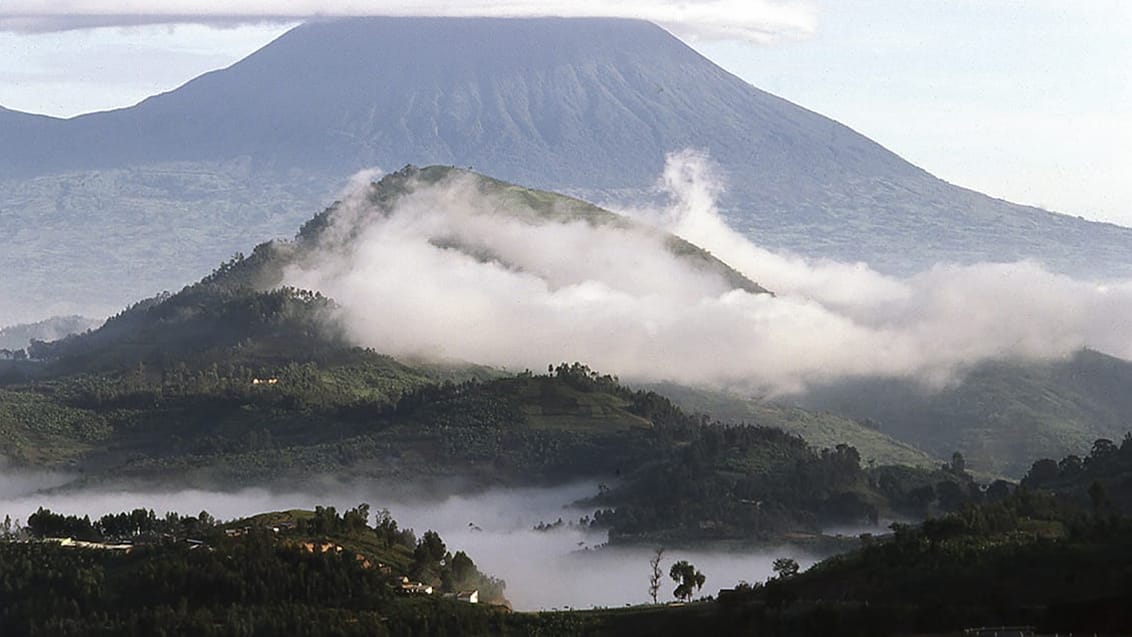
[4,17,1132,324]
[646,382,939,469]
[0,18,914,187]
[799,349,1132,478]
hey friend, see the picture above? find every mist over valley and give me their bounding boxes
[0,477,822,611]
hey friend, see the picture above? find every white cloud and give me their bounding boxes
[282,153,1132,396]
[0,1,817,43]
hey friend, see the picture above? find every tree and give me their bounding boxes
[985,479,1013,502]
[1022,458,1059,487]
[772,557,799,579]
[450,550,476,584]
[413,530,447,576]
[1088,480,1110,520]
[1089,439,1117,465]
[948,451,967,475]
[648,547,665,604]
[1058,455,1084,477]
[669,560,705,602]
[936,480,967,512]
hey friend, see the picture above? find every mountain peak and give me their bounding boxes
[298,163,770,296]
[5,16,1132,324]
[2,15,915,188]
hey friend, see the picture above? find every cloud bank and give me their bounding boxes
[283,152,1132,396]
[0,1,816,43]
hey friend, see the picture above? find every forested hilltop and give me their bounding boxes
[0,504,515,636]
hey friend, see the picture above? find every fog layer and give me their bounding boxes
[284,151,1132,395]
[0,481,814,609]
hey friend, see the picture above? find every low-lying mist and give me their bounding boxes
[0,459,72,499]
[0,480,816,609]
[284,151,1132,396]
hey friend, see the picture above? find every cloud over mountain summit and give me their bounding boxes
[283,153,1132,395]
[0,0,816,43]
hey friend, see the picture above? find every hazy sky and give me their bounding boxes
[0,1,1128,226]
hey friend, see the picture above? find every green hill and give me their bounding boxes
[23,164,765,373]
[296,165,769,295]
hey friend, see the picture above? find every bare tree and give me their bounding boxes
[648,547,665,603]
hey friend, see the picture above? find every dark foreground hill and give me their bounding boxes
[5,17,1132,325]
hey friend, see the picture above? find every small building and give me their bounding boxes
[400,576,433,595]
[46,537,133,553]
[456,590,479,604]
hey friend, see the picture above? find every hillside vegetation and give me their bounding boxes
[0,504,518,636]
[802,349,1132,477]
[649,383,939,469]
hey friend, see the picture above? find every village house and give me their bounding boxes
[399,576,433,595]
[442,589,479,603]
[46,537,133,552]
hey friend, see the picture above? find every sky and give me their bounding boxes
[0,1,1129,226]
